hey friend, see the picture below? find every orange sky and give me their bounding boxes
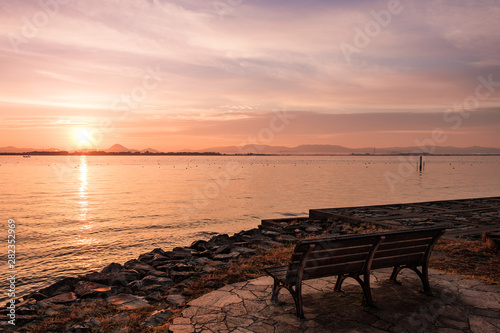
[1,0,499,151]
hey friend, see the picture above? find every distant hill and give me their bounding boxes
[193,144,500,155]
[0,146,61,153]
[2,144,500,155]
[104,144,139,153]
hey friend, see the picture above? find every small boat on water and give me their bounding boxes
[23,155,31,158]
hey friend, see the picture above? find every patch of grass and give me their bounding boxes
[430,238,499,285]
[27,300,118,333]
[183,244,295,300]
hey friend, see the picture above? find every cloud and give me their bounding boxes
[0,0,499,148]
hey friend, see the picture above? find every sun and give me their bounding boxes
[75,128,92,147]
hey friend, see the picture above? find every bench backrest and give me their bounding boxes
[286,227,444,282]
[286,234,383,281]
[371,228,444,269]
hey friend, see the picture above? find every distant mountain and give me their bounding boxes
[2,144,499,155]
[140,148,160,153]
[0,146,61,153]
[104,144,139,153]
[194,144,500,155]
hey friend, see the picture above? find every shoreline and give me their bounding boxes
[2,197,499,332]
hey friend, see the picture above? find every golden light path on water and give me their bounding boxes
[75,155,96,268]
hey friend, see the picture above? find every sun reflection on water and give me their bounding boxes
[76,156,96,250]
[79,156,88,222]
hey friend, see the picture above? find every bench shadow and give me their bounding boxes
[294,273,460,332]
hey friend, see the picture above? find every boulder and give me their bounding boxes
[151,247,166,256]
[123,259,155,276]
[101,263,124,274]
[141,309,173,327]
[107,294,149,310]
[140,275,174,288]
[74,281,113,299]
[189,239,208,251]
[38,277,79,298]
[40,292,77,304]
[83,270,140,287]
[166,294,186,307]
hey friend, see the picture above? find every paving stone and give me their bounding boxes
[437,316,469,330]
[168,324,194,332]
[249,276,273,286]
[204,322,229,331]
[231,328,254,333]
[469,315,500,333]
[274,314,302,327]
[247,321,275,333]
[459,289,500,310]
[172,317,191,325]
[226,315,255,328]
[233,289,257,300]
[191,313,224,325]
[243,299,267,313]
[188,291,241,308]
[224,301,248,316]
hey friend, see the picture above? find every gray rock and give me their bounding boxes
[141,309,173,327]
[190,239,208,251]
[141,275,174,287]
[38,277,79,298]
[41,292,77,304]
[166,294,186,306]
[107,294,149,310]
[146,291,163,302]
[123,259,155,275]
[101,263,123,274]
[83,270,140,287]
[74,281,113,298]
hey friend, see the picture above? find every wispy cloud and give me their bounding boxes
[0,0,499,148]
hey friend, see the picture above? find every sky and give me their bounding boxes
[0,0,499,151]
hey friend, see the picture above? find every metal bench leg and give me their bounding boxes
[421,264,431,294]
[412,265,432,295]
[271,279,282,303]
[389,265,403,284]
[334,274,347,292]
[292,284,304,319]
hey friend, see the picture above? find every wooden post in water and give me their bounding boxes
[419,155,423,172]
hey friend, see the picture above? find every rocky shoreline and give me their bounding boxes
[2,217,353,332]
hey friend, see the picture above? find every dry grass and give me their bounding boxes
[183,244,295,300]
[430,237,499,285]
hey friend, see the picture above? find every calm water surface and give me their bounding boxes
[1,155,499,301]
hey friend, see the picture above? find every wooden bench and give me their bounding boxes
[264,227,445,318]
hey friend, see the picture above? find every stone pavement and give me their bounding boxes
[169,268,500,333]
